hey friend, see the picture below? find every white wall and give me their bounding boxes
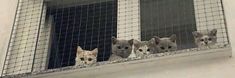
[0,0,17,75]
[224,0,235,50]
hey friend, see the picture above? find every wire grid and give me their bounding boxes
[1,0,230,77]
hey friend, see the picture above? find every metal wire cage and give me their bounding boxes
[0,0,231,77]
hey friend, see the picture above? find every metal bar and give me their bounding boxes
[220,0,231,45]
[31,0,45,73]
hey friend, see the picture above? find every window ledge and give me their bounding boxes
[31,47,232,78]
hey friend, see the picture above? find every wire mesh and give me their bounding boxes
[1,0,230,77]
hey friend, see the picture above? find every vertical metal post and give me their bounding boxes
[31,0,45,73]
[220,0,230,45]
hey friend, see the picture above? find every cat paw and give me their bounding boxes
[165,52,171,55]
[147,54,156,58]
[157,53,165,56]
[110,59,123,63]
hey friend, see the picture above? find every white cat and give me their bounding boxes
[132,39,156,59]
[75,46,98,66]
[192,29,217,49]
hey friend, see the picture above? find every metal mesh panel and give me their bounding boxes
[140,0,197,49]
[1,0,230,77]
[1,0,45,76]
[46,0,117,69]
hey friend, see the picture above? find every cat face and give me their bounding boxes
[192,29,217,47]
[76,46,98,65]
[154,34,177,53]
[134,39,156,56]
[112,37,133,58]
[135,41,152,57]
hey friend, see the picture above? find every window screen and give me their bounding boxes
[140,0,197,49]
[47,0,117,69]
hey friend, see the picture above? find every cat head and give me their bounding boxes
[134,39,155,57]
[192,29,217,47]
[154,34,177,53]
[112,37,134,58]
[135,42,151,57]
[76,46,98,65]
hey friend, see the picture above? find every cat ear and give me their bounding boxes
[77,46,83,54]
[112,36,118,44]
[192,31,203,38]
[153,36,161,45]
[128,39,134,45]
[133,39,141,48]
[170,34,177,43]
[209,29,217,36]
[148,38,156,44]
[92,48,98,56]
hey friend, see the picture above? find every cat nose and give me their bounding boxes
[143,53,146,54]
[205,42,208,44]
[85,62,87,64]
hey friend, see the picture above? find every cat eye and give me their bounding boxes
[147,49,150,51]
[117,46,121,49]
[80,58,84,61]
[200,39,204,41]
[88,58,92,61]
[160,47,165,50]
[139,49,143,52]
[168,46,172,49]
[208,38,212,41]
[125,47,129,49]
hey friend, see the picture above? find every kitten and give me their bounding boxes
[192,29,217,48]
[153,34,177,53]
[75,46,98,66]
[108,37,134,61]
[133,39,156,58]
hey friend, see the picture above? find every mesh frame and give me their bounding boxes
[0,0,231,77]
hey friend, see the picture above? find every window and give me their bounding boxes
[47,0,117,69]
[140,0,197,49]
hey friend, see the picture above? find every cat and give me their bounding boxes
[133,39,156,58]
[75,46,98,66]
[192,29,217,48]
[108,37,134,61]
[153,34,177,53]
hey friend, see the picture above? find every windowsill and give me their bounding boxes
[30,47,232,78]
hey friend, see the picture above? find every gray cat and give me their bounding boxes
[108,37,134,61]
[153,34,177,53]
[192,29,217,48]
